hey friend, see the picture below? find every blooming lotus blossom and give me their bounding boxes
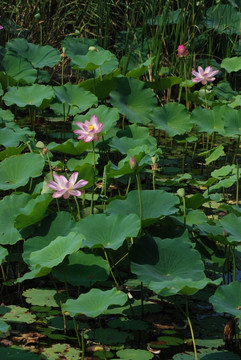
[48,172,88,199]
[191,66,219,85]
[74,114,103,143]
[177,44,188,57]
[0,16,3,30]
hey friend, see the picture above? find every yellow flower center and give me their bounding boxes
[88,125,94,131]
[66,182,74,191]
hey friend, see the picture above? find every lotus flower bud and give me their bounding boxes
[89,46,98,52]
[42,147,48,155]
[177,44,188,58]
[177,188,185,198]
[129,156,138,170]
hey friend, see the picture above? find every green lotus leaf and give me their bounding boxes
[71,48,117,71]
[205,4,241,35]
[107,190,179,225]
[28,232,84,269]
[109,124,157,154]
[0,193,52,245]
[0,108,14,123]
[229,95,241,108]
[67,153,100,170]
[130,235,221,296]
[2,54,37,84]
[0,246,7,265]
[0,320,10,334]
[42,343,81,360]
[48,138,91,155]
[52,251,109,286]
[209,281,241,318]
[65,162,96,187]
[1,305,36,324]
[3,84,54,108]
[220,213,241,244]
[0,127,29,147]
[151,102,192,136]
[73,105,119,135]
[73,213,140,249]
[147,76,182,92]
[191,106,226,135]
[17,267,52,283]
[126,57,153,79]
[51,83,97,115]
[0,153,45,190]
[23,288,67,307]
[80,69,120,100]
[0,347,42,360]
[205,145,225,165]
[62,288,128,317]
[22,212,76,265]
[110,77,157,125]
[106,152,150,178]
[116,349,153,360]
[61,36,90,58]
[222,107,241,137]
[7,38,61,68]
[214,80,237,101]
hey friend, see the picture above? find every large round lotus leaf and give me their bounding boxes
[205,4,241,35]
[110,77,157,125]
[110,130,156,154]
[0,347,42,360]
[42,343,81,360]
[1,305,36,324]
[73,105,119,135]
[51,83,97,113]
[2,54,37,84]
[191,106,226,135]
[7,38,60,68]
[22,212,76,265]
[62,36,89,58]
[23,288,67,307]
[220,213,241,244]
[3,84,54,108]
[71,48,116,70]
[52,251,109,286]
[73,213,140,250]
[151,102,192,136]
[0,153,44,190]
[28,232,84,269]
[62,288,128,317]
[0,193,52,245]
[0,127,31,147]
[222,57,241,73]
[0,108,14,123]
[48,138,91,155]
[222,107,241,137]
[130,235,220,296]
[107,190,179,225]
[116,349,153,360]
[106,151,152,179]
[209,281,241,317]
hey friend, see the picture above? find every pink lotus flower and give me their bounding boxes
[48,172,88,199]
[177,45,188,57]
[0,16,3,30]
[191,66,219,85]
[74,114,103,143]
